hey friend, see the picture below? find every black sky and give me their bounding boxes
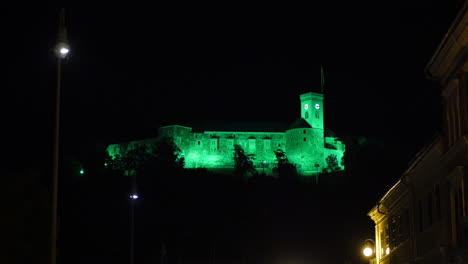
[5,3,462,169]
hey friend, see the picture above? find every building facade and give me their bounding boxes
[367,3,468,264]
[107,92,345,175]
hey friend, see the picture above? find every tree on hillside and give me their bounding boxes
[273,149,297,179]
[105,136,185,176]
[324,154,340,173]
[233,144,256,178]
[106,143,152,176]
[152,136,185,171]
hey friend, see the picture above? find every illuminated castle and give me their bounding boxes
[107,92,345,176]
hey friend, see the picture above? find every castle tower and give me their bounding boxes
[300,92,324,130]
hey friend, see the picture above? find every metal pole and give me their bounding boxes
[51,56,62,264]
[316,167,318,184]
[130,199,135,264]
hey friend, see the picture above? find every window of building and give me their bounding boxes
[303,137,307,142]
[210,138,218,151]
[428,192,433,226]
[435,184,441,220]
[248,138,256,153]
[263,139,271,152]
[197,141,201,146]
[380,222,390,258]
[305,112,309,119]
[227,138,234,150]
[315,111,319,118]
[418,200,423,232]
[390,216,397,249]
[303,130,306,134]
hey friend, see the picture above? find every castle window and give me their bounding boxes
[197,141,201,146]
[227,138,234,150]
[303,137,306,142]
[305,112,309,119]
[315,111,319,118]
[248,138,256,153]
[278,144,281,147]
[303,130,306,134]
[210,138,218,151]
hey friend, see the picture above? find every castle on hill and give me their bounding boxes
[107,91,345,176]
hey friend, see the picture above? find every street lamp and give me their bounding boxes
[130,182,139,264]
[314,163,320,184]
[50,8,69,264]
[362,239,376,263]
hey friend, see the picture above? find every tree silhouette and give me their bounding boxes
[273,149,297,179]
[233,144,256,178]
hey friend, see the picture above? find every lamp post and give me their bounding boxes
[362,239,376,264]
[50,8,69,264]
[129,182,139,264]
[314,163,320,184]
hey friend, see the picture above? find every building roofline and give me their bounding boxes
[203,131,286,134]
[300,92,324,98]
[424,2,468,78]
[368,178,403,216]
[159,125,193,130]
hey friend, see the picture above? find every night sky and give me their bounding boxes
[4,3,466,263]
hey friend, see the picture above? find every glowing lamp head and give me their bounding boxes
[55,41,70,58]
[304,104,309,110]
[386,247,390,255]
[130,194,139,200]
[363,247,373,257]
[315,103,320,110]
[362,239,375,258]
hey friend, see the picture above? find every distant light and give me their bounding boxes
[130,194,139,200]
[363,247,373,257]
[104,163,108,167]
[304,104,309,110]
[55,42,70,58]
[386,247,390,255]
[262,160,267,165]
[79,169,84,175]
[315,103,320,110]
[60,47,69,55]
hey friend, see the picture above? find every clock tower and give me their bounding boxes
[300,92,324,130]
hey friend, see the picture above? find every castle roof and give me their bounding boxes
[190,120,290,133]
[287,118,312,130]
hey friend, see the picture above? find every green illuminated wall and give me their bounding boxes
[107,92,345,175]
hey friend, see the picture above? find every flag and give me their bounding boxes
[321,65,325,93]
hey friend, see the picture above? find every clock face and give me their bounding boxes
[315,104,320,110]
[304,104,309,110]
